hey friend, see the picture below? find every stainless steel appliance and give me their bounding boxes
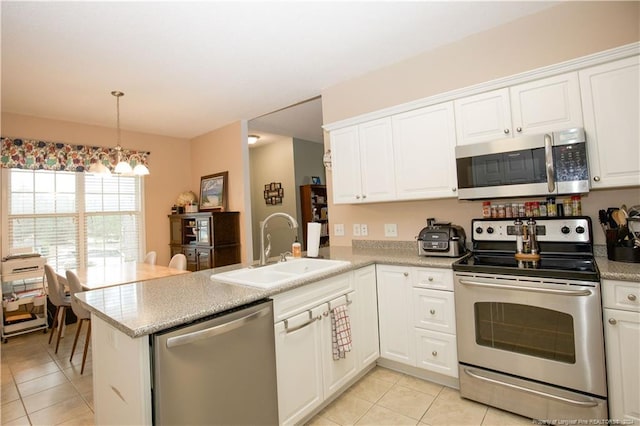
[152,299,279,425]
[455,127,590,200]
[453,217,607,421]
[417,219,467,257]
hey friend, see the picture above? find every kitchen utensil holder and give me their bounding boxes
[606,229,640,263]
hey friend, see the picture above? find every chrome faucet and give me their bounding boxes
[259,212,299,266]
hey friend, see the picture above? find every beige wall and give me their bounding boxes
[189,121,250,263]
[1,112,192,265]
[321,1,640,248]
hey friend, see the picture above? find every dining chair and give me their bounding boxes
[144,251,157,265]
[44,264,71,354]
[65,270,92,375]
[168,253,187,271]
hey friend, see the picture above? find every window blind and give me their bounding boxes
[3,169,144,270]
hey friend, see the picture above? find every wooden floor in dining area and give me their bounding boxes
[1,323,532,426]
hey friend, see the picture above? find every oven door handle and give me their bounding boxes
[458,279,592,296]
[464,368,599,408]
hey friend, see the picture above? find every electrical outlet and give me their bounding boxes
[334,224,345,236]
[360,224,368,236]
[352,224,361,236]
[384,223,398,237]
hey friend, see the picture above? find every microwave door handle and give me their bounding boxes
[544,133,555,193]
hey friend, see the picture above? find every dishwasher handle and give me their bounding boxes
[166,306,270,348]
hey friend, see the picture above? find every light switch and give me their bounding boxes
[334,224,345,236]
[353,224,361,236]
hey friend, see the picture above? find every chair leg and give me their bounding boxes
[81,321,91,375]
[69,318,83,362]
[48,306,61,344]
[54,306,66,354]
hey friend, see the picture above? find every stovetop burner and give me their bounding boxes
[454,253,599,281]
[453,217,599,281]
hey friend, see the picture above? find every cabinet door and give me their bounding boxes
[183,248,197,272]
[454,88,512,145]
[412,288,456,334]
[393,102,458,199]
[376,265,414,366]
[321,296,357,398]
[330,126,362,204]
[352,265,379,368]
[604,308,640,423]
[194,217,211,246]
[579,56,640,189]
[275,310,324,426]
[169,217,183,245]
[196,248,212,270]
[359,117,396,202]
[510,72,583,136]
[415,328,458,378]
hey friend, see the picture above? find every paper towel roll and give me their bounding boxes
[307,222,322,257]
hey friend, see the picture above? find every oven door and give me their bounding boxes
[454,271,606,397]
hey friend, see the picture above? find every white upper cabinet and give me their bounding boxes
[455,72,583,145]
[454,88,512,145]
[392,102,458,199]
[579,56,640,189]
[330,118,396,204]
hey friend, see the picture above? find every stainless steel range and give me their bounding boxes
[453,217,607,421]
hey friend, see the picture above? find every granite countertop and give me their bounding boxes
[76,245,462,338]
[76,243,640,339]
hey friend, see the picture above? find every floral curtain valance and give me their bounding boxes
[1,137,150,173]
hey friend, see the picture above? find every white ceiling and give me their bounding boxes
[1,1,557,140]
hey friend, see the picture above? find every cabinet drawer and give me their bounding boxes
[272,273,354,323]
[413,268,453,291]
[415,328,458,378]
[412,288,456,334]
[602,280,640,312]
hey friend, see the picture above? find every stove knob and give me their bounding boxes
[475,227,483,234]
[486,227,494,234]
[576,226,585,234]
[561,226,571,234]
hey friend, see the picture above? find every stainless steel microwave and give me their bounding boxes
[455,128,590,200]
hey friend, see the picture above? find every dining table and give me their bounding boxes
[59,261,190,290]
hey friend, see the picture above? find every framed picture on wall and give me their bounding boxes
[199,171,228,211]
[311,176,321,184]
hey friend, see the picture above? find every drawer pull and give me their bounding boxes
[628,294,637,301]
[428,277,434,282]
[608,318,617,325]
[432,351,438,357]
[430,309,436,315]
[403,272,409,277]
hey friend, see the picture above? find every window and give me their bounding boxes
[2,169,145,270]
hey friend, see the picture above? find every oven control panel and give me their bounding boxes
[472,217,591,243]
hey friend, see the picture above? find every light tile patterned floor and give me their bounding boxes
[1,323,531,425]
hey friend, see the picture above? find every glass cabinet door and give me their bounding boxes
[196,218,210,245]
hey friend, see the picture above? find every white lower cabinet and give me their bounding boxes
[377,264,458,379]
[602,279,640,423]
[273,267,378,425]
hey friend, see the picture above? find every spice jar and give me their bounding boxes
[491,204,498,218]
[571,195,582,216]
[518,203,526,217]
[497,204,506,218]
[482,201,491,218]
[563,198,573,216]
[547,197,557,217]
[532,202,540,217]
[505,204,513,218]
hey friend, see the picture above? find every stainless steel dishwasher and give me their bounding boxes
[152,299,279,425]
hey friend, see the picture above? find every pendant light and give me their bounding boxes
[89,91,149,176]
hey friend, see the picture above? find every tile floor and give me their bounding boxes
[1,324,531,426]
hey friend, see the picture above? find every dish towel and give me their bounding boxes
[331,304,352,360]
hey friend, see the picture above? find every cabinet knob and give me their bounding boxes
[452,188,457,192]
[593,176,601,182]
[430,309,436,315]
[432,351,438,357]
[608,318,617,325]
[516,127,522,133]
[628,294,637,301]
[403,272,409,277]
[362,194,367,199]
[504,129,510,134]
[428,276,434,282]
[355,195,360,199]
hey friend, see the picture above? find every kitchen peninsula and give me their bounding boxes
[77,244,640,424]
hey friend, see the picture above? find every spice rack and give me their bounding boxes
[482,195,582,219]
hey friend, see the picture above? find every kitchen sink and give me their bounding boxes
[211,258,351,289]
